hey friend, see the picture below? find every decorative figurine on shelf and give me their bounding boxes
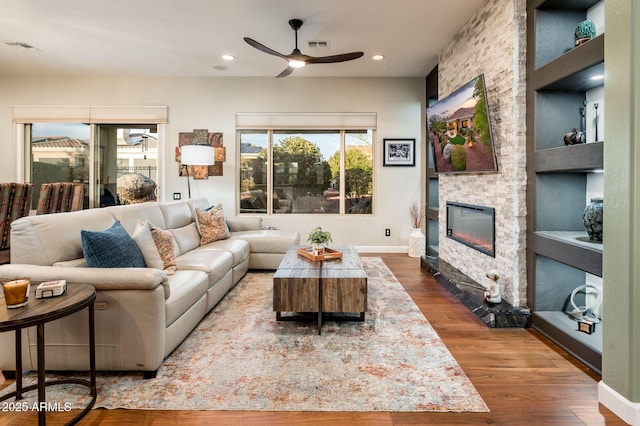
[575,20,596,46]
[483,270,502,304]
[564,129,586,145]
[583,197,603,242]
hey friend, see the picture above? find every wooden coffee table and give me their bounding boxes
[273,246,367,334]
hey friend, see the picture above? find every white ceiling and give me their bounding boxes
[0,0,486,78]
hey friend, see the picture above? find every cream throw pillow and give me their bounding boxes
[132,221,164,270]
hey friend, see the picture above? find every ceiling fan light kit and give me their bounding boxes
[244,18,364,77]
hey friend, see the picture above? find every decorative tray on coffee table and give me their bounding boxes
[297,247,343,262]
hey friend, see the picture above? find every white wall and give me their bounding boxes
[0,76,424,250]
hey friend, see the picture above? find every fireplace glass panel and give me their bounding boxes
[446,201,495,257]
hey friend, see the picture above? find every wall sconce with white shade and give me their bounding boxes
[181,144,214,198]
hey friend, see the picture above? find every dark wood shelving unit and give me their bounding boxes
[526,0,604,374]
[424,66,439,266]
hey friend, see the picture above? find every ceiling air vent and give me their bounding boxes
[308,40,330,50]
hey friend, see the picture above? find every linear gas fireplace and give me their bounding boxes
[446,201,495,257]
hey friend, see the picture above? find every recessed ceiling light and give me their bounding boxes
[372,54,384,61]
[222,54,234,61]
[590,74,604,80]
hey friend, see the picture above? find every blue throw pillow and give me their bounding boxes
[81,221,146,268]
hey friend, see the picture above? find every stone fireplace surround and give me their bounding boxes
[429,0,528,313]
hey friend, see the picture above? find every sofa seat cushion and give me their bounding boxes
[165,270,208,327]
[230,230,300,254]
[194,238,250,267]
[176,250,233,286]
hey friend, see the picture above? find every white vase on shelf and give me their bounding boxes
[407,228,425,258]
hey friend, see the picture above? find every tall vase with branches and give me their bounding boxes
[408,202,426,258]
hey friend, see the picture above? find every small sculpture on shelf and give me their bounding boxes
[575,20,596,46]
[564,129,586,145]
[582,197,603,242]
[483,270,502,304]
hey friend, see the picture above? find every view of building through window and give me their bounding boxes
[239,129,373,214]
[29,123,158,208]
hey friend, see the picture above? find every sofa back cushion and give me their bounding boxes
[170,223,200,255]
[159,200,195,229]
[107,202,166,235]
[11,208,115,265]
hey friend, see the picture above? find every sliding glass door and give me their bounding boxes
[28,123,158,209]
[29,123,90,209]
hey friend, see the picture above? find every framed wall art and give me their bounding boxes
[383,138,415,167]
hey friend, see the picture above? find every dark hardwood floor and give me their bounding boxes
[0,253,625,425]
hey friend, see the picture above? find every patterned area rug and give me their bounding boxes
[8,257,488,412]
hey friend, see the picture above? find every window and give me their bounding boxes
[239,129,373,215]
[15,105,167,209]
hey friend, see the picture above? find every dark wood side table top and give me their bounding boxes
[0,283,96,331]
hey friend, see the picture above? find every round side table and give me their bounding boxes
[0,282,96,425]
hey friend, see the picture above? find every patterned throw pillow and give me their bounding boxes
[195,205,230,245]
[81,221,146,268]
[148,222,178,275]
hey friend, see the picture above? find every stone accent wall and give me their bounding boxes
[437,0,528,306]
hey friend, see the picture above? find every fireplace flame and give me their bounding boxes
[452,231,493,251]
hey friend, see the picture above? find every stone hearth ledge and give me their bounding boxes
[422,257,531,328]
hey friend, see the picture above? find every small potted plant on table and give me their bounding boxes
[307,226,332,256]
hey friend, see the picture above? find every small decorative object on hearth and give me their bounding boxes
[408,202,426,258]
[575,20,596,46]
[2,278,30,308]
[582,197,603,242]
[483,270,502,304]
[307,226,332,255]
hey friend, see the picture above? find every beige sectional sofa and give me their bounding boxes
[0,198,299,377]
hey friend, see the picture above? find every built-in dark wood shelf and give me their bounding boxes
[533,141,603,172]
[533,34,604,91]
[531,231,602,276]
[535,0,601,11]
[532,311,601,374]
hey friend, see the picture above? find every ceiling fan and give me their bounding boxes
[244,19,364,78]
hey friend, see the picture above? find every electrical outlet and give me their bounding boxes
[385,228,391,237]
[173,192,181,200]
[94,302,108,310]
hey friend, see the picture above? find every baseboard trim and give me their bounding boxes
[599,380,640,425]
[354,246,408,253]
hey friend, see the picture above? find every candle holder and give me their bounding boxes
[2,278,31,308]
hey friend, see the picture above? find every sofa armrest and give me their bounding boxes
[0,265,170,299]
[226,216,263,232]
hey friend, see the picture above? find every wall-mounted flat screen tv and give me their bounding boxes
[427,74,498,174]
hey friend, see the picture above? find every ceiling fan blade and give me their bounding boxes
[276,66,294,78]
[306,52,365,64]
[243,37,288,59]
